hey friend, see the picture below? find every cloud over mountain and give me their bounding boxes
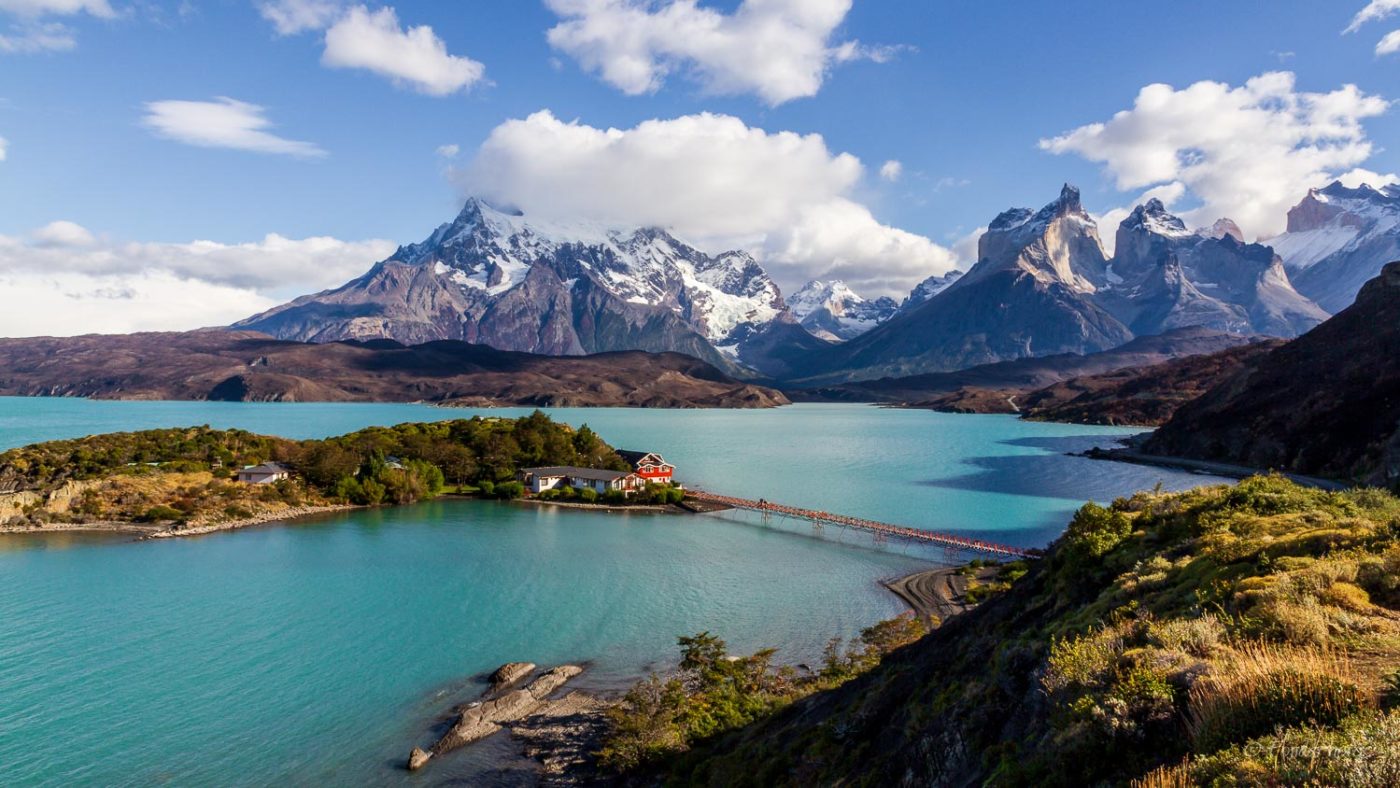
[457,109,957,296]
[1040,72,1393,240]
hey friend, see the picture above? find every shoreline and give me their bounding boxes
[0,504,359,540]
[1079,447,1348,491]
[515,498,687,515]
[882,565,997,624]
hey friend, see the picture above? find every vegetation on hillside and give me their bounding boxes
[0,412,631,529]
[626,476,1400,786]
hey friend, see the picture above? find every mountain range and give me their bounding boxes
[231,182,1397,386]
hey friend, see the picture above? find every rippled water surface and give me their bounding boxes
[0,399,1227,785]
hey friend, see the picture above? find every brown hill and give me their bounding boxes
[800,327,1255,406]
[919,339,1284,426]
[0,331,789,408]
[1144,261,1400,485]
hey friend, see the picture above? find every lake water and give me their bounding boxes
[0,398,1228,785]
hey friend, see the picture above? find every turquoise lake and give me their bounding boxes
[0,399,1229,785]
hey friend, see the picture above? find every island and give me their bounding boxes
[0,412,684,537]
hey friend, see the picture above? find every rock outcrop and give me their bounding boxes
[1272,181,1400,312]
[408,664,585,771]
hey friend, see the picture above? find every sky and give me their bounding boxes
[1,0,1398,336]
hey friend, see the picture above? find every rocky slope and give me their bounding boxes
[898,270,963,312]
[1272,181,1400,313]
[1145,261,1400,485]
[235,199,789,373]
[785,280,898,341]
[0,330,789,408]
[1102,199,1326,337]
[788,186,1324,384]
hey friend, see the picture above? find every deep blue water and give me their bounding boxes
[0,399,1228,785]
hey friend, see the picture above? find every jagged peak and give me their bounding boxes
[1123,199,1190,237]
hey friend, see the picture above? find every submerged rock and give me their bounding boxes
[406,747,431,771]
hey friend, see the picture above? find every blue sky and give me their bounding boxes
[1,0,1398,334]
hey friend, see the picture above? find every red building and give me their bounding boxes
[617,450,676,485]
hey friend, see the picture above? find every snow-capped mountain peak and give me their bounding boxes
[786,279,897,341]
[1271,180,1400,312]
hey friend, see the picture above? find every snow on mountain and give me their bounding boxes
[786,280,898,341]
[1270,181,1400,313]
[236,198,788,369]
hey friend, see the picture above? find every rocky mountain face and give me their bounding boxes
[898,270,963,312]
[788,186,1325,384]
[1145,261,1400,485]
[235,199,788,372]
[0,330,789,408]
[1101,199,1327,337]
[785,280,898,341]
[1271,181,1400,313]
[793,186,1134,382]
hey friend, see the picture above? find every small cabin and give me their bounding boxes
[616,451,676,485]
[236,462,291,485]
[519,466,642,495]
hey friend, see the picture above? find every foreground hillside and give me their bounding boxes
[0,330,788,408]
[1146,261,1400,485]
[663,476,1400,786]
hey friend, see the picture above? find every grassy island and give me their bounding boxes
[0,411,632,534]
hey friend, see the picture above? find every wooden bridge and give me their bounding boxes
[686,490,1037,560]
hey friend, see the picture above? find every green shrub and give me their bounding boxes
[1187,709,1400,787]
[579,488,598,503]
[495,481,524,500]
[140,505,183,523]
[478,480,495,497]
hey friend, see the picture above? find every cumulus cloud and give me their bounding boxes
[142,97,327,158]
[256,0,342,35]
[322,5,485,95]
[1039,72,1394,239]
[435,143,459,158]
[878,160,902,182]
[1379,29,1400,54]
[0,223,396,336]
[0,135,6,161]
[544,0,891,105]
[457,110,957,296]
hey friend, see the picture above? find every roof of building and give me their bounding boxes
[523,466,632,482]
[240,462,289,474]
[617,450,667,466]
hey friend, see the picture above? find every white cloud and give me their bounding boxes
[0,0,112,17]
[322,5,485,95]
[435,143,459,158]
[458,110,957,297]
[544,0,891,105]
[32,219,95,247]
[1345,0,1400,33]
[879,160,902,182]
[1345,2,1400,55]
[0,223,396,336]
[0,136,6,161]
[256,0,341,35]
[0,271,276,337]
[1039,72,1394,239]
[142,97,327,158]
[1379,28,1400,54]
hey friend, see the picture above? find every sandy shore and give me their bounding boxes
[0,504,357,540]
[883,565,1000,624]
[517,498,685,515]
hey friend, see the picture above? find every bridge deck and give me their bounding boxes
[686,490,1035,560]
